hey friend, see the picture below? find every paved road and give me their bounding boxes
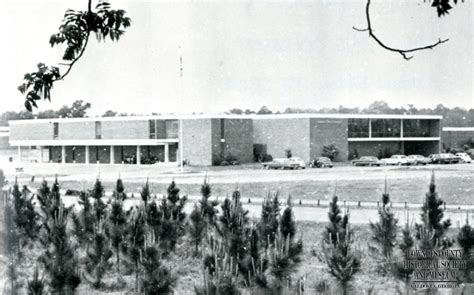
[56,195,472,226]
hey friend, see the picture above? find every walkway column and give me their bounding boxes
[61,146,66,164]
[110,146,114,164]
[400,119,404,138]
[17,146,21,163]
[40,146,43,163]
[85,146,90,164]
[368,119,372,138]
[136,146,141,165]
[164,143,169,163]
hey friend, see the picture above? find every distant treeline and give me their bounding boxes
[2,100,473,127]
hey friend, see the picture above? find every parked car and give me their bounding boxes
[310,157,333,168]
[407,155,430,165]
[379,155,409,166]
[455,152,472,163]
[262,158,305,169]
[351,156,380,166]
[289,157,306,169]
[429,153,460,164]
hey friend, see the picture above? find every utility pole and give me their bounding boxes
[179,46,184,172]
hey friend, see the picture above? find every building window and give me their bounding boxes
[165,120,179,138]
[53,122,59,139]
[95,121,102,139]
[371,119,401,138]
[348,119,369,138]
[149,120,156,139]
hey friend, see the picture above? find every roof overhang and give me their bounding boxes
[348,137,441,142]
[9,139,179,146]
[8,113,443,125]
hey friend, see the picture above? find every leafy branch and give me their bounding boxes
[353,0,460,60]
[18,0,131,111]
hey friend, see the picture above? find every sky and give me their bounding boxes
[0,0,472,116]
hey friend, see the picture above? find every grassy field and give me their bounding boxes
[6,163,473,206]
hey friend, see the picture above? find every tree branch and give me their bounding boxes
[53,31,90,81]
[354,0,449,60]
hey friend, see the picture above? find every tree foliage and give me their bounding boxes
[18,0,131,110]
[415,171,451,248]
[369,180,398,259]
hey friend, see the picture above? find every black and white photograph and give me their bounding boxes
[0,0,472,294]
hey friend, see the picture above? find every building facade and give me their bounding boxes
[441,127,474,150]
[8,114,442,165]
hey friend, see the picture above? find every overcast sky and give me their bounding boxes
[0,0,472,116]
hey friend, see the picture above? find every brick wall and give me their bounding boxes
[182,119,213,166]
[253,118,310,162]
[211,118,259,164]
[59,122,95,139]
[9,122,53,141]
[102,120,148,139]
[442,130,474,149]
[309,118,348,162]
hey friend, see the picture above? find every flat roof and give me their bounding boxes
[443,127,474,132]
[8,113,443,125]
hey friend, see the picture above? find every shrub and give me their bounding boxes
[322,143,339,161]
[27,266,46,295]
[71,191,95,245]
[369,179,398,260]
[196,241,241,295]
[189,203,207,256]
[11,180,40,244]
[158,181,188,253]
[84,221,113,289]
[322,196,360,295]
[257,192,280,249]
[140,233,175,294]
[40,205,81,293]
[415,171,451,248]
[456,216,474,283]
[106,196,127,274]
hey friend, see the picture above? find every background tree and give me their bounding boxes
[257,106,273,115]
[102,110,118,117]
[18,0,131,110]
[284,149,292,159]
[56,100,91,118]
